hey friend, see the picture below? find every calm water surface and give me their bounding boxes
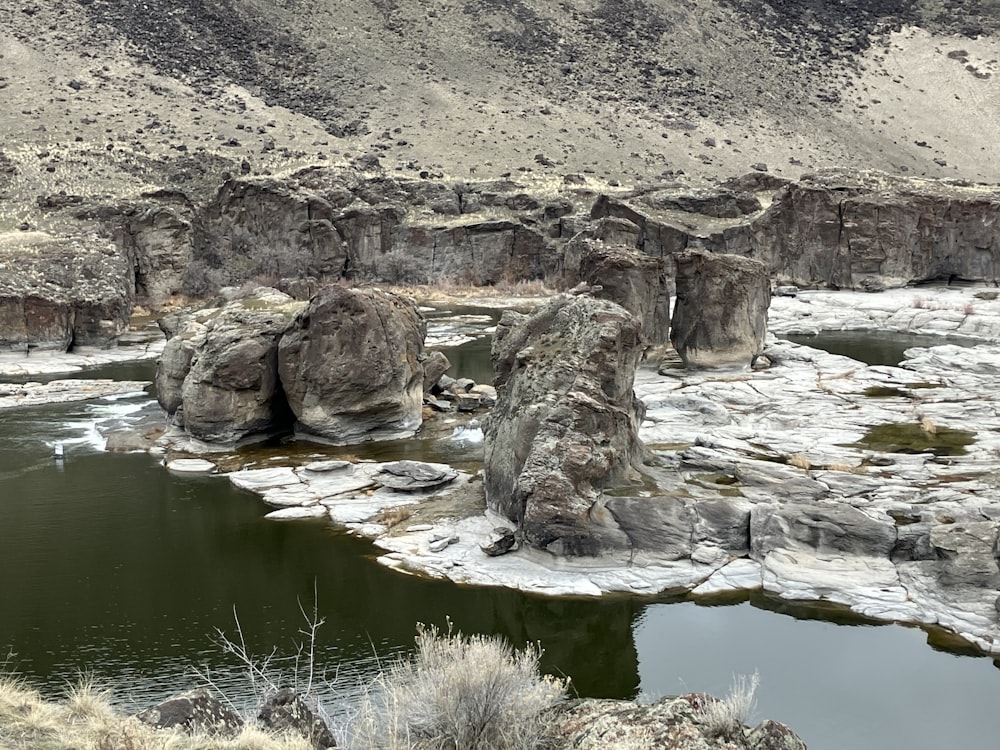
[2,353,1000,748]
[783,330,974,366]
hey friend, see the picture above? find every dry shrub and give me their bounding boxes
[375,505,413,529]
[787,454,811,470]
[696,672,759,740]
[349,624,566,750]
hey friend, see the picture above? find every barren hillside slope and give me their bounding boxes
[0,0,998,227]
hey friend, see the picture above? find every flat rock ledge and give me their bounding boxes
[227,459,472,528]
[0,379,151,410]
[225,286,1000,656]
[0,338,165,378]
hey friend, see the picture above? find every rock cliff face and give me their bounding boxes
[119,194,196,305]
[594,171,1000,291]
[741,171,1000,287]
[277,285,426,443]
[190,169,561,291]
[484,295,647,555]
[0,231,134,352]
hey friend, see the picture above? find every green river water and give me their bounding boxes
[1,335,999,748]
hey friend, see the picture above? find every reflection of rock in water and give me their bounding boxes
[448,419,483,445]
[496,591,644,700]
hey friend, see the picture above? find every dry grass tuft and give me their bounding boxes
[375,505,414,528]
[786,454,812,470]
[695,672,759,740]
[0,675,317,750]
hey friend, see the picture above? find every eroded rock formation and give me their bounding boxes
[278,285,426,443]
[157,290,305,443]
[0,231,134,352]
[670,249,771,367]
[578,242,671,346]
[484,295,647,555]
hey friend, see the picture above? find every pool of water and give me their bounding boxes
[782,331,975,367]
[3,355,1000,747]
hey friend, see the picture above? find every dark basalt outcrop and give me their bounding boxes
[157,290,304,444]
[578,242,671,347]
[484,295,647,555]
[0,231,134,352]
[670,249,771,367]
[158,285,427,446]
[277,285,426,444]
[595,171,1000,290]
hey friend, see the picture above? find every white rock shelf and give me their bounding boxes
[0,339,165,377]
[0,379,151,410]
[224,286,1000,656]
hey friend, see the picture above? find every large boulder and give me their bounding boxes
[278,286,426,443]
[257,688,338,749]
[0,231,134,352]
[579,242,670,346]
[484,295,647,555]
[135,689,242,736]
[670,249,770,367]
[156,290,306,443]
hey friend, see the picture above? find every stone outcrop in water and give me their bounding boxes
[484,295,647,555]
[277,285,426,443]
[0,231,134,352]
[670,249,771,367]
[157,289,305,444]
[578,242,671,346]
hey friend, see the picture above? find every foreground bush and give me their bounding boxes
[0,625,566,750]
[0,675,316,750]
[348,624,567,750]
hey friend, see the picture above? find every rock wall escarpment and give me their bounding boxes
[593,170,1000,290]
[730,171,1000,288]
[277,285,426,444]
[0,231,134,352]
[483,295,647,555]
[670,249,771,367]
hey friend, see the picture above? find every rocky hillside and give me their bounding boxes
[1,0,998,217]
[0,0,998,347]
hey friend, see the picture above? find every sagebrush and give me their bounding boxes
[348,623,567,750]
